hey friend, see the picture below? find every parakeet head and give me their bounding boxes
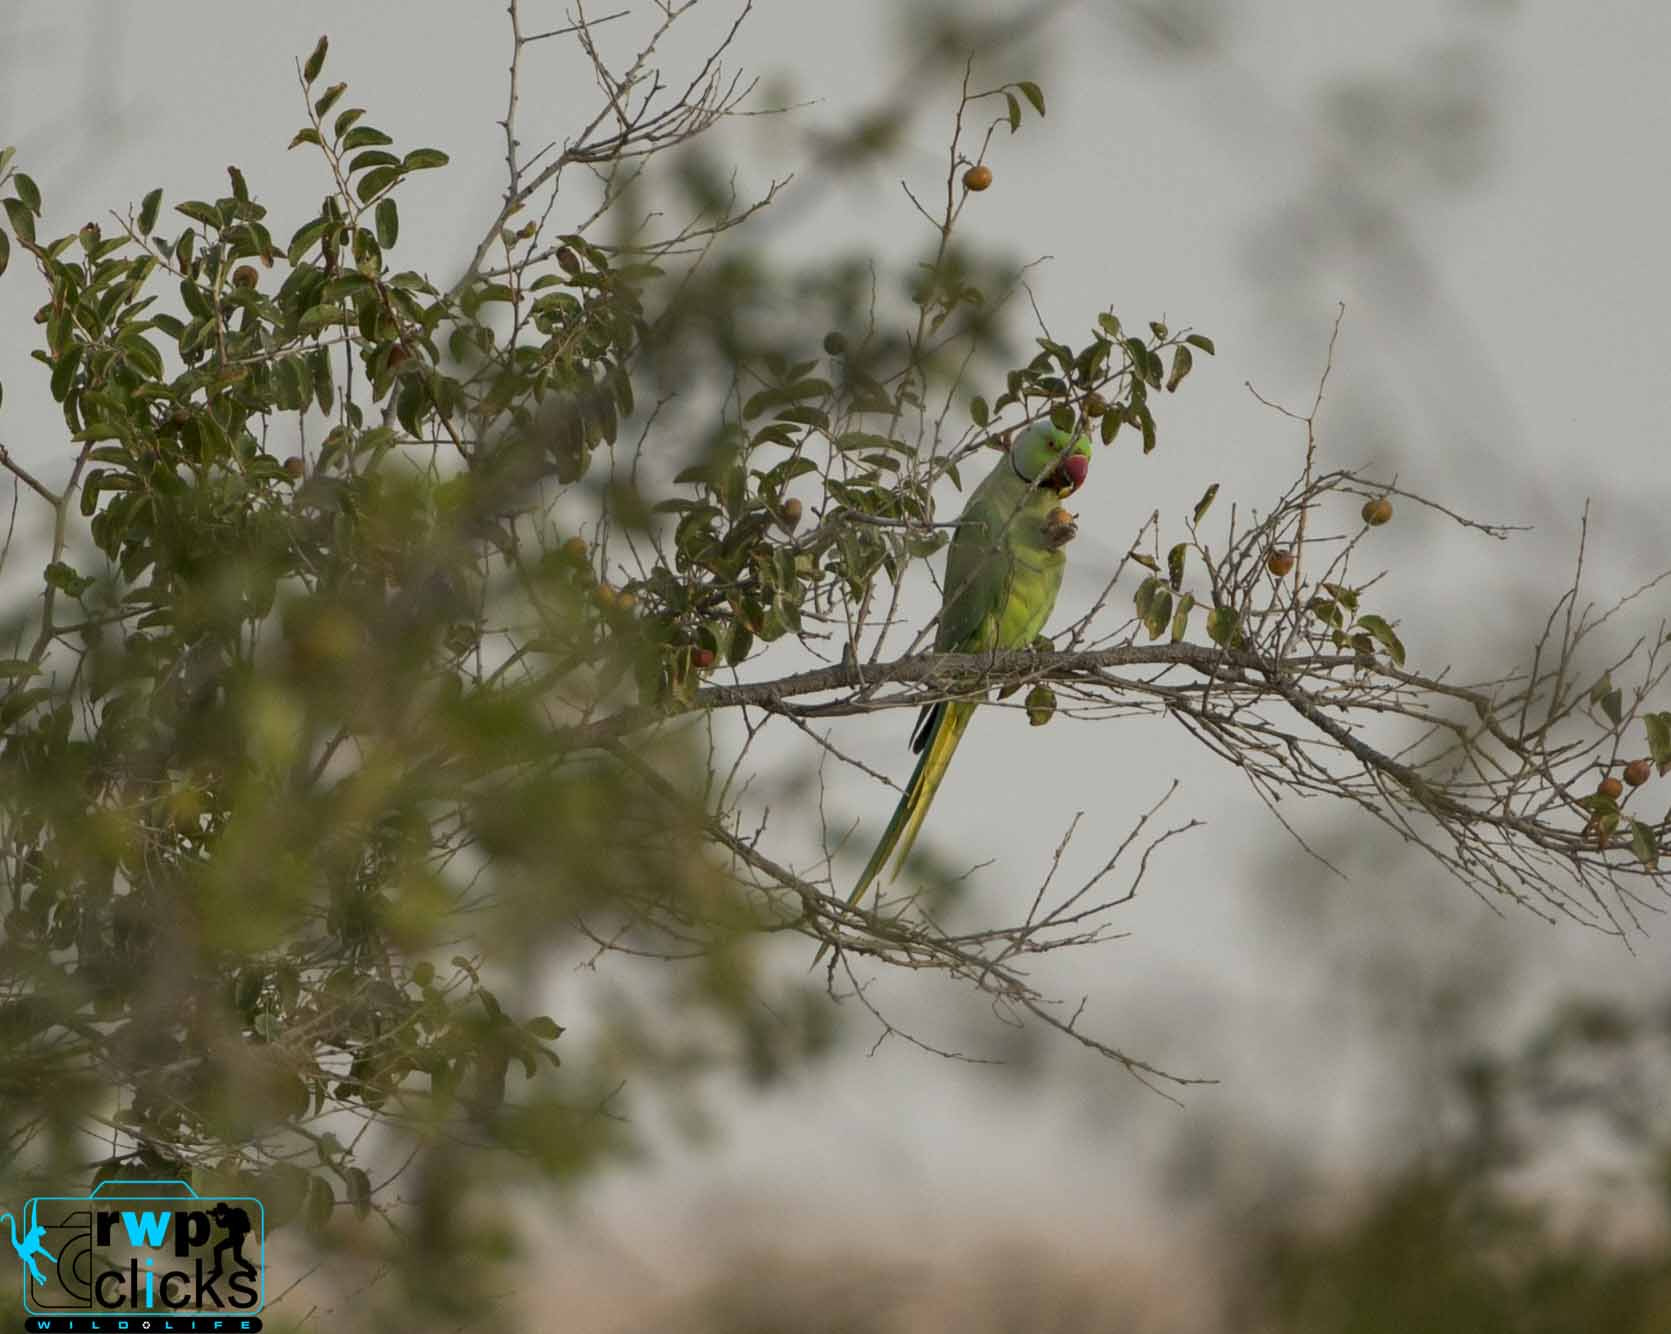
[1011,425,1092,496]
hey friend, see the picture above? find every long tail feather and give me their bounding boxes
[813,701,975,963]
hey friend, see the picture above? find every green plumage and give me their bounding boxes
[815,427,1092,961]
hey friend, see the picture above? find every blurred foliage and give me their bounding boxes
[620,988,1671,1332]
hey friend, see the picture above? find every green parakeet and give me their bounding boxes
[817,425,1093,958]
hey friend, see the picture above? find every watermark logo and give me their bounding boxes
[7,1179,264,1331]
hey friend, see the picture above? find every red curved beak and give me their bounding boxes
[1059,452,1089,494]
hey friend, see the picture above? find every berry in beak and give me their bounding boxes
[1055,452,1089,495]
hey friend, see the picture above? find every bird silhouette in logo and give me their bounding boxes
[3,1203,58,1289]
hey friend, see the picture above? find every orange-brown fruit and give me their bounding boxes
[283,456,305,480]
[1362,496,1394,527]
[1266,549,1295,578]
[690,647,716,671]
[232,265,259,289]
[561,536,589,563]
[1084,392,1108,418]
[962,164,993,192]
[387,343,409,370]
[1624,758,1653,788]
[780,497,804,531]
[1598,776,1624,801]
[615,591,637,612]
[556,245,580,274]
[592,583,617,611]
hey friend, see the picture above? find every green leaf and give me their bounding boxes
[1320,583,1358,614]
[347,149,401,174]
[342,126,394,150]
[1097,311,1122,339]
[1590,674,1623,726]
[311,345,334,413]
[743,379,831,419]
[1631,819,1660,870]
[0,659,39,679]
[1170,592,1195,643]
[313,82,347,118]
[13,172,40,215]
[1184,333,1216,355]
[1143,584,1172,641]
[303,34,329,85]
[137,187,162,236]
[299,303,347,332]
[970,395,989,427]
[288,127,323,151]
[374,197,399,249]
[1016,80,1046,116]
[1355,613,1405,667]
[1191,483,1218,525]
[1644,712,1671,775]
[1165,344,1193,393]
[1004,92,1021,133]
[304,1177,334,1232]
[0,228,9,279]
[286,216,330,266]
[175,200,224,230]
[524,1016,564,1040]
[402,148,450,171]
[118,331,162,380]
[45,560,92,595]
[4,197,35,243]
[356,167,400,204]
[1206,606,1238,647]
[345,1166,371,1220]
[49,344,82,403]
[1167,542,1186,591]
[334,107,366,139]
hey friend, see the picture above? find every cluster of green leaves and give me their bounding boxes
[0,37,764,1242]
[1126,485,1409,665]
[972,315,1213,458]
[1304,582,1406,665]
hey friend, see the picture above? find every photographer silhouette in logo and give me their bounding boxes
[206,1201,256,1282]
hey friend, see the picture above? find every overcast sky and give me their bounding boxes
[4,0,1669,1318]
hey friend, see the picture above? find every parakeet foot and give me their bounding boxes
[1042,506,1078,549]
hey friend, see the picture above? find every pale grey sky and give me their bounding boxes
[4,0,1668,1318]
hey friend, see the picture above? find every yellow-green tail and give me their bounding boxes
[813,700,975,963]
